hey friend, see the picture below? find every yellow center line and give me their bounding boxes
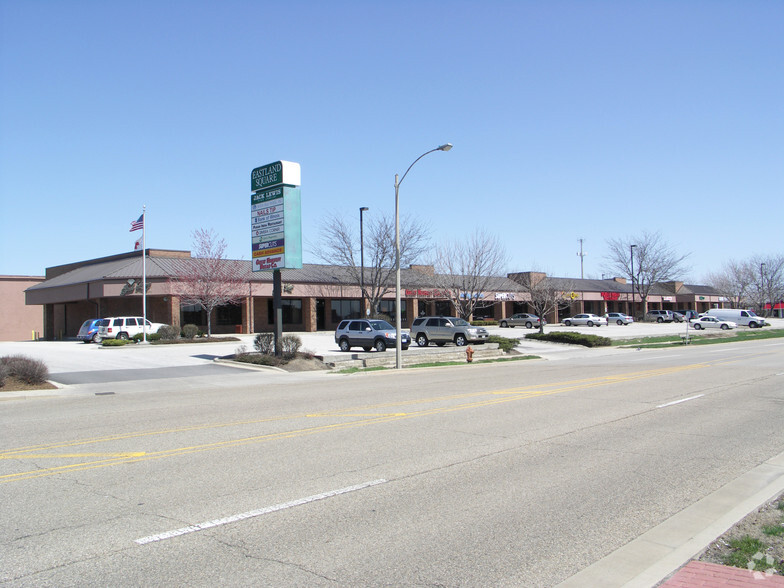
[0,452,147,459]
[1,357,770,485]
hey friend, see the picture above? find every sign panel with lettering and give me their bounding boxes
[250,161,302,272]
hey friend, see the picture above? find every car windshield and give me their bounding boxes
[747,310,759,317]
[368,320,394,330]
[451,318,470,327]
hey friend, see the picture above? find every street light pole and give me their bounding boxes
[395,143,453,369]
[760,262,766,316]
[630,244,637,319]
[360,206,369,317]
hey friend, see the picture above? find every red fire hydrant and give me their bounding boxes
[465,345,474,363]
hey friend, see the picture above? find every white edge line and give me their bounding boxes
[135,478,387,545]
[657,394,705,409]
[630,354,679,362]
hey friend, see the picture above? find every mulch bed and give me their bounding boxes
[0,376,57,392]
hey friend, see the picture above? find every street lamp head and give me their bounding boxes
[438,143,453,152]
[360,206,369,212]
[631,244,637,249]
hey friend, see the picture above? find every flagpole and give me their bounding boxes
[142,205,147,343]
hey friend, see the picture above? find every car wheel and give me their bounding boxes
[339,338,351,352]
[720,324,729,330]
[749,321,758,328]
[525,321,533,329]
[416,334,428,347]
[454,334,467,346]
[564,320,571,326]
[374,339,387,352]
[617,319,623,326]
[92,333,100,343]
[587,321,594,327]
[362,346,371,352]
[693,324,702,330]
[117,332,128,340]
[401,345,409,351]
[657,317,663,323]
[500,321,508,328]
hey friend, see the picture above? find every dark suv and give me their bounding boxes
[410,316,489,347]
[334,319,410,352]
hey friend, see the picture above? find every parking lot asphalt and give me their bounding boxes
[1,318,781,387]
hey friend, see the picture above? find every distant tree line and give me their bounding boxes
[705,254,784,316]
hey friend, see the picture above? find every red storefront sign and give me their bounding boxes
[601,292,621,301]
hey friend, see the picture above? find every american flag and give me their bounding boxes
[130,214,144,232]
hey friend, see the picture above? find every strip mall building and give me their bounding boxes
[24,249,725,340]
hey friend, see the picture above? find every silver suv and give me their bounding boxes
[334,319,410,352]
[410,316,489,347]
[646,310,675,323]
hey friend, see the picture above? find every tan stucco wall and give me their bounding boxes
[1,276,45,341]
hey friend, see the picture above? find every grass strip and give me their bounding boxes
[614,328,784,348]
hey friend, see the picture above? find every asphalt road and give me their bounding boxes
[2,338,783,586]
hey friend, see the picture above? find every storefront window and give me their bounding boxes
[330,299,360,323]
[376,300,406,322]
[267,299,303,324]
[182,303,205,326]
[217,303,243,325]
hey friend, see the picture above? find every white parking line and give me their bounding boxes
[657,394,705,409]
[135,479,387,545]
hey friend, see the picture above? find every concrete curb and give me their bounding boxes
[556,449,784,587]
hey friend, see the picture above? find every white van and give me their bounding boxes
[705,309,767,328]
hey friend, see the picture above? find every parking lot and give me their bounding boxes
[1,318,782,386]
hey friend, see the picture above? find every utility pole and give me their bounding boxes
[577,238,586,279]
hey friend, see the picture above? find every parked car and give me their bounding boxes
[605,312,633,325]
[690,316,737,330]
[499,313,544,329]
[671,311,685,323]
[334,319,410,352]
[410,316,489,347]
[705,308,767,328]
[562,313,608,327]
[97,316,167,341]
[646,310,675,323]
[76,319,103,343]
[676,310,699,321]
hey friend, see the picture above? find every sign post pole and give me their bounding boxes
[273,269,283,356]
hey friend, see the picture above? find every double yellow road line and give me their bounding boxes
[0,362,719,485]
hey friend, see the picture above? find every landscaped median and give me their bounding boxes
[609,327,784,348]
[523,327,784,349]
[0,354,56,392]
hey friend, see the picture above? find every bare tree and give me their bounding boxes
[313,212,429,315]
[431,229,508,319]
[173,228,247,337]
[509,271,575,333]
[705,259,757,308]
[754,254,784,317]
[704,254,783,316]
[604,231,690,318]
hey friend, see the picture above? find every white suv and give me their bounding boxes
[97,316,167,341]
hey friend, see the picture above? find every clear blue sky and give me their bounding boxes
[1,1,781,282]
